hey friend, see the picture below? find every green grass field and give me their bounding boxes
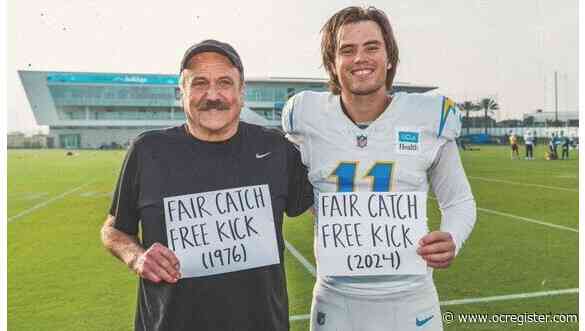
[7,145,579,330]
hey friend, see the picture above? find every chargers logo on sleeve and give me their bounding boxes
[395,128,421,155]
[438,97,458,137]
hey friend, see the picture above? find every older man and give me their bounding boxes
[101,39,313,331]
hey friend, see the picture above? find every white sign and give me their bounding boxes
[316,191,428,276]
[163,184,279,278]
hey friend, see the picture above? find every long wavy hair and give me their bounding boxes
[320,6,399,94]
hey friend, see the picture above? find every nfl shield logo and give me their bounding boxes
[356,134,368,148]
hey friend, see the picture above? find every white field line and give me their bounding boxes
[288,198,578,322]
[285,205,578,277]
[289,288,579,321]
[555,175,577,179]
[477,206,578,233]
[284,240,316,277]
[290,314,311,321]
[468,176,578,193]
[428,196,578,233]
[7,182,93,223]
[440,288,578,306]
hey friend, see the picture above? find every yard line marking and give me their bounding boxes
[7,181,94,223]
[468,176,578,193]
[289,289,579,321]
[428,197,578,233]
[290,314,310,321]
[285,240,316,277]
[7,192,49,200]
[555,175,577,179]
[440,288,578,306]
[477,207,578,233]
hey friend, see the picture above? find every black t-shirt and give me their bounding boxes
[109,122,313,331]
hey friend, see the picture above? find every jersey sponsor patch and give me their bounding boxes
[396,128,421,155]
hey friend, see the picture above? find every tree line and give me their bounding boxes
[457,98,499,135]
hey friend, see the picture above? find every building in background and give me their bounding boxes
[30,133,52,148]
[19,71,436,149]
[7,132,26,148]
[7,132,51,148]
[522,110,579,127]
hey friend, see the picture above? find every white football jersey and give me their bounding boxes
[283,91,475,296]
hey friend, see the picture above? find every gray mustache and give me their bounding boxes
[196,99,230,111]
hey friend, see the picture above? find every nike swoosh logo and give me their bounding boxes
[416,315,434,327]
[256,152,271,159]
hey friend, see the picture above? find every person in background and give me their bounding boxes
[561,132,571,160]
[533,130,538,147]
[509,132,519,160]
[548,133,558,160]
[523,131,534,160]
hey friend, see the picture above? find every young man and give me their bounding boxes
[283,7,476,331]
[549,133,559,160]
[101,39,313,331]
[523,131,534,160]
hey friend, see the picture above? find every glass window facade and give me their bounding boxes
[47,75,329,123]
[244,83,326,103]
[57,106,182,121]
[59,134,81,149]
[243,82,327,120]
[48,85,179,107]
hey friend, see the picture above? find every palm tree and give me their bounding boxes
[478,98,499,135]
[457,101,480,136]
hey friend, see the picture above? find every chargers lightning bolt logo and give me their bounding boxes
[438,97,458,137]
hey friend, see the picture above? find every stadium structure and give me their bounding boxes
[19,71,437,149]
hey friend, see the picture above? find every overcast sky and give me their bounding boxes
[6,0,579,133]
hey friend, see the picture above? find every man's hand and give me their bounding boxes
[101,216,182,283]
[131,243,181,283]
[417,231,456,269]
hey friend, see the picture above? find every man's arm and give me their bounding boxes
[101,215,181,283]
[285,140,314,217]
[101,214,143,268]
[103,139,181,283]
[418,140,476,268]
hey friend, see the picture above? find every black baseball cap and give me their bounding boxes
[179,39,244,79]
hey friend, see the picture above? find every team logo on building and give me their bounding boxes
[356,134,368,148]
[396,129,421,155]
